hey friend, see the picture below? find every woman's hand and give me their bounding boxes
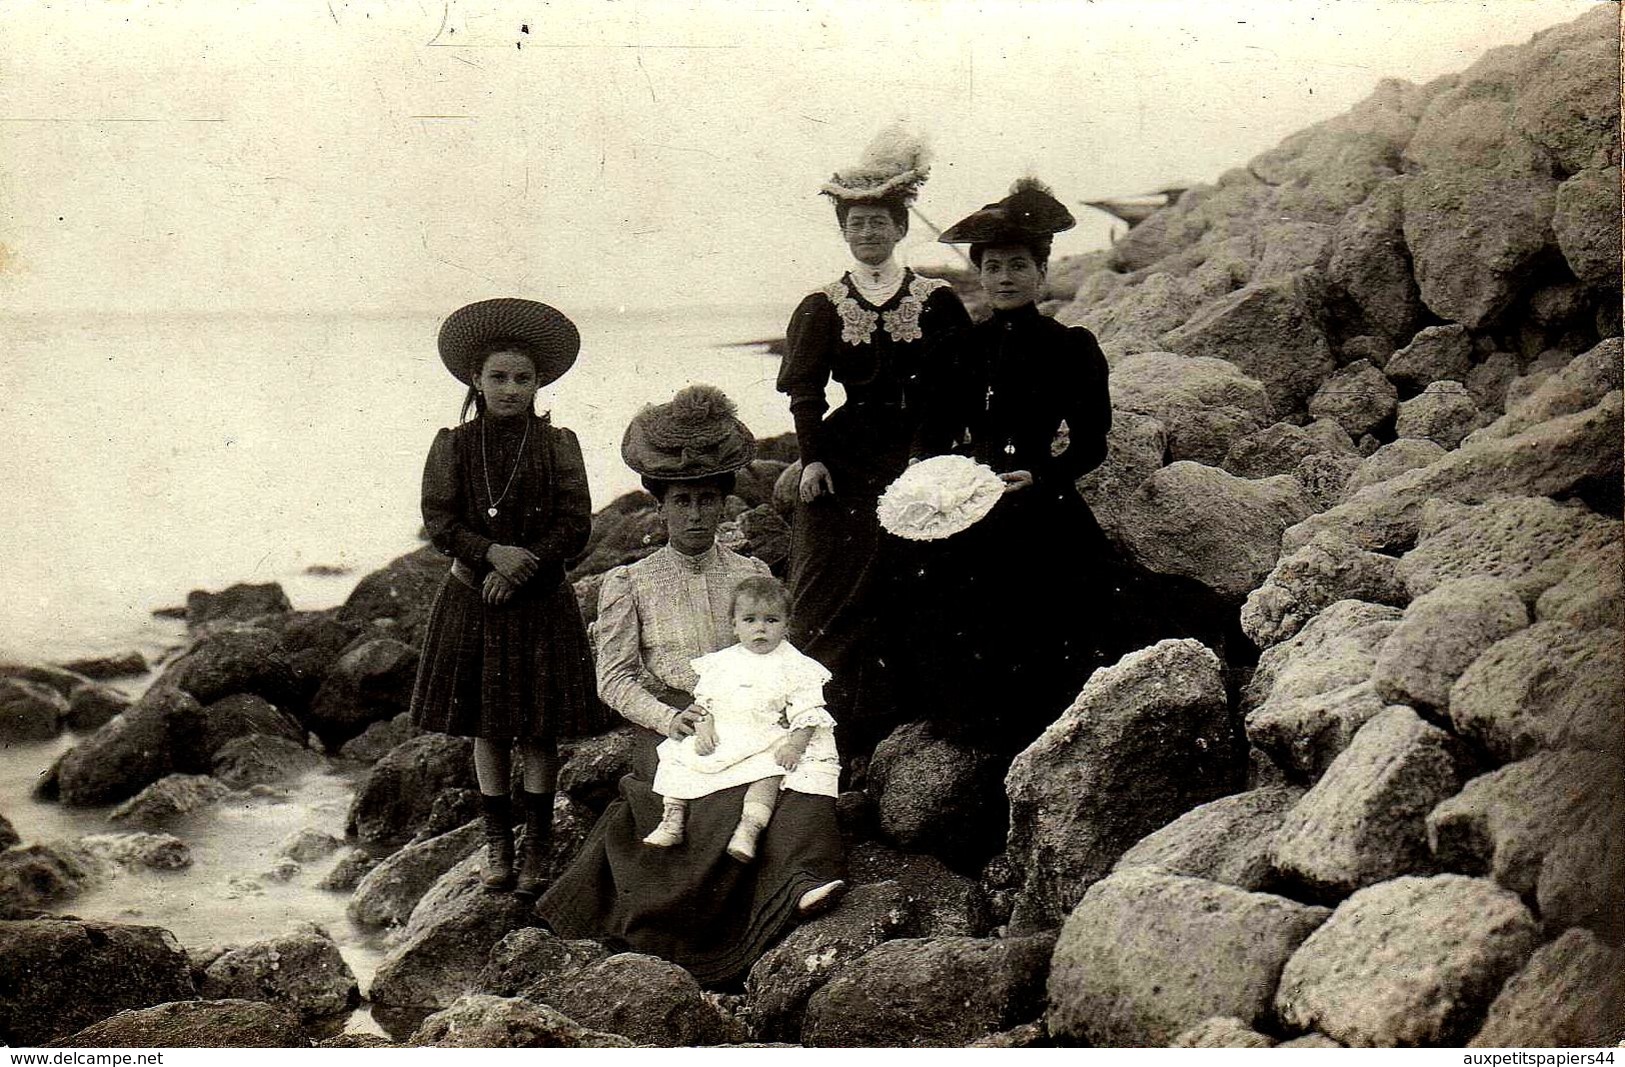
[999,470,1035,494]
[487,544,539,584]
[665,706,706,741]
[693,715,719,756]
[799,461,835,503]
[774,729,812,770]
[482,571,515,606]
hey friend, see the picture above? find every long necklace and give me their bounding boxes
[480,416,530,519]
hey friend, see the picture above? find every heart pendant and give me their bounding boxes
[487,506,498,518]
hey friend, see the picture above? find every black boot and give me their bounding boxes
[513,790,555,901]
[479,792,516,891]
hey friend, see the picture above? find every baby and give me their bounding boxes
[644,575,840,861]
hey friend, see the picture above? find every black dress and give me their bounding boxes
[408,412,607,742]
[776,270,970,737]
[900,303,1114,751]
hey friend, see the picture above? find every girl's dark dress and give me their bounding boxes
[409,412,606,741]
[902,303,1114,750]
[777,271,970,734]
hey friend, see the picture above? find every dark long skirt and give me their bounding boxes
[535,763,845,988]
[409,569,607,741]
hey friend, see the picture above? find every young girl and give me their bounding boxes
[408,297,607,900]
[642,574,841,862]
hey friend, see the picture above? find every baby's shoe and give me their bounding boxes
[643,806,686,848]
[726,819,765,863]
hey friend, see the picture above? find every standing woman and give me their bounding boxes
[409,298,606,900]
[904,181,1114,750]
[777,124,971,743]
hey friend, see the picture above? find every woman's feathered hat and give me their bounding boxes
[621,385,757,482]
[438,298,580,386]
[820,122,933,207]
[938,177,1076,245]
[877,455,1006,541]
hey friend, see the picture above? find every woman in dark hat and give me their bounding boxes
[536,385,846,987]
[899,180,1116,751]
[776,123,971,747]
[408,297,607,900]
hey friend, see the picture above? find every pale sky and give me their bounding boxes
[0,0,1605,316]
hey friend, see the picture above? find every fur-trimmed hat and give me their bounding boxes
[437,298,580,386]
[877,455,1006,541]
[938,177,1076,245]
[621,385,757,482]
[820,122,932,207]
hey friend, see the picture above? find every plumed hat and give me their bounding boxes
[438,298,580,386]
[621,385,757,482]
[877,455,1006,541]
[820,122,933,207]
[938,177,1076,245]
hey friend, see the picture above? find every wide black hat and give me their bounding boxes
[938,178,1076,245]
[621,385,757,482]
[437,298,580,386]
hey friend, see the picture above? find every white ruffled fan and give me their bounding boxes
[877,455,1005,541]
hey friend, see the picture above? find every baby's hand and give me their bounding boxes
[693,715,719,756]
[773,735,808,770]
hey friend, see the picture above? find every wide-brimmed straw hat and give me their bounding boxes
[621,385,757,482]
[820,122,932,208]
[877,455,1006,541]
[437,298,580,386]
[938,177,1076,246]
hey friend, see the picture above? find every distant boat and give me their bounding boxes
[1081,188,1188,230]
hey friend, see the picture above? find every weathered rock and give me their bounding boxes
[1373,577,1528,711]
[1119,462,1312,603]
[1466,351,1521,415]
[61,650,148,680]
[1006,640,1236,931]
[1291,450,1363,512]
[212,734,321,789]
[735,504,792,571]
[1307,360,1398,441]
[337,711,420,764]
[1554,166,1622,288]
[1472,338,1624,443]
[367,851,534,1009]
[108,774,230,828]
[1536,534,1625,631]
[1275,875,1541,1046]
[53,999,306,1048]
[1342,438,1448,496]
[1222,421,1347,480]
[1394,381,1481,449]
[337,544,447,642]
[349,820,482,929]
[56,688,207,806]
[0,920,195,1046]
[802,934,1055,1048]
[65,682,130,732]
[199,931,358,1021]
[0,662,88,697]
[200,693,304,756]
[1112,786,1303,892]
[0,677,67,742]
[1449,621,1623,761]
[1047,870,1328,1046]
[79,832,191,871]
[1282,392,1623,555]
[347,734,476,846]
[156,626,298,707]
[1160,273,1335,415]
[315,846,375,892]
[476,927,610,998]
[1468,929,1625,1048]
[277,828,342,864]
[845,841,990,937]
[1327,179,1424,339]
[0,842,104,916]
[1107,352,1272,465]
[1402,498,1621,607]
[746,880,916,1042]
[407,787,482,845]
[868,722,1008,870]
[1242,533,1408,649]
[186,582,292,631]
[1074,412,1168,550]
[1506,5,1621,169]
[406,993,631,1048]
[306,637,420,747]
[526,952,728,1047]
[1170,1016,1276,1048]
[1386,325,1475,396]
[1271,706,1461,898]
[557,724,642,809]
[1428,749,1625,940]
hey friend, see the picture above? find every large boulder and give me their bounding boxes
[337,544,447,643]
[1275,875,1540,1046]
[1118,462,1312,603]
[1536,534,1625,632]
[1428,749,1625,941]
[475,927,611,999]
[867,722,1008,871]
[1448,620,1623,762]
[1468,929,1625,1048]
[1269,706,1461,898]
[1505,7,1620,173]
[0,678,67,742]
[1342,438,1448,496]
[1326,179,1424,339]
[524,952,728,1048]
[212,734,321,789]
[65,682,131,733]
[1106,352,1272,465]
[198,930,359,1021]
[1553,166,1622,288]
[305,637,420,747]
[0,920,195,1046]
[1385,324,1474,396]
[1241,533,1408,650]
[0,662,88,698]
[1471,338,1623,444]
[556,724,642,810]
[1074,412,1168,550]
[1307,360,1398,440]
[801,934,1055,1048]
[1046,870,1328,1046]
[846,842,991,937]
[1372,577,1528,712]
[1111,786,1303,892]
[1394,381,1481,450]
[155,626,298,707]
[199,693,304,757]
[348,820,482,929]
[56,689,207,806]
[406,993,630,1048]
[1221,421,1353,481]
[0,842,104,917]
[1005,640,1236,931]
[53,1000,306,1048]
[185,582,291,631]
[1398,497,1620,603]
[108,774,230,828]
[347,734,476,846]
[78,832,191,871]
[60,650,148,680]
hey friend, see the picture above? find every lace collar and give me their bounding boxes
[847,256,905,306]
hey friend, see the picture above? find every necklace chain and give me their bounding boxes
[480,416,530,518]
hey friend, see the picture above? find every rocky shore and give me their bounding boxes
[1,9,1620,1047]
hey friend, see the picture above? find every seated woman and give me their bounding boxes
[535,386,846,988]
